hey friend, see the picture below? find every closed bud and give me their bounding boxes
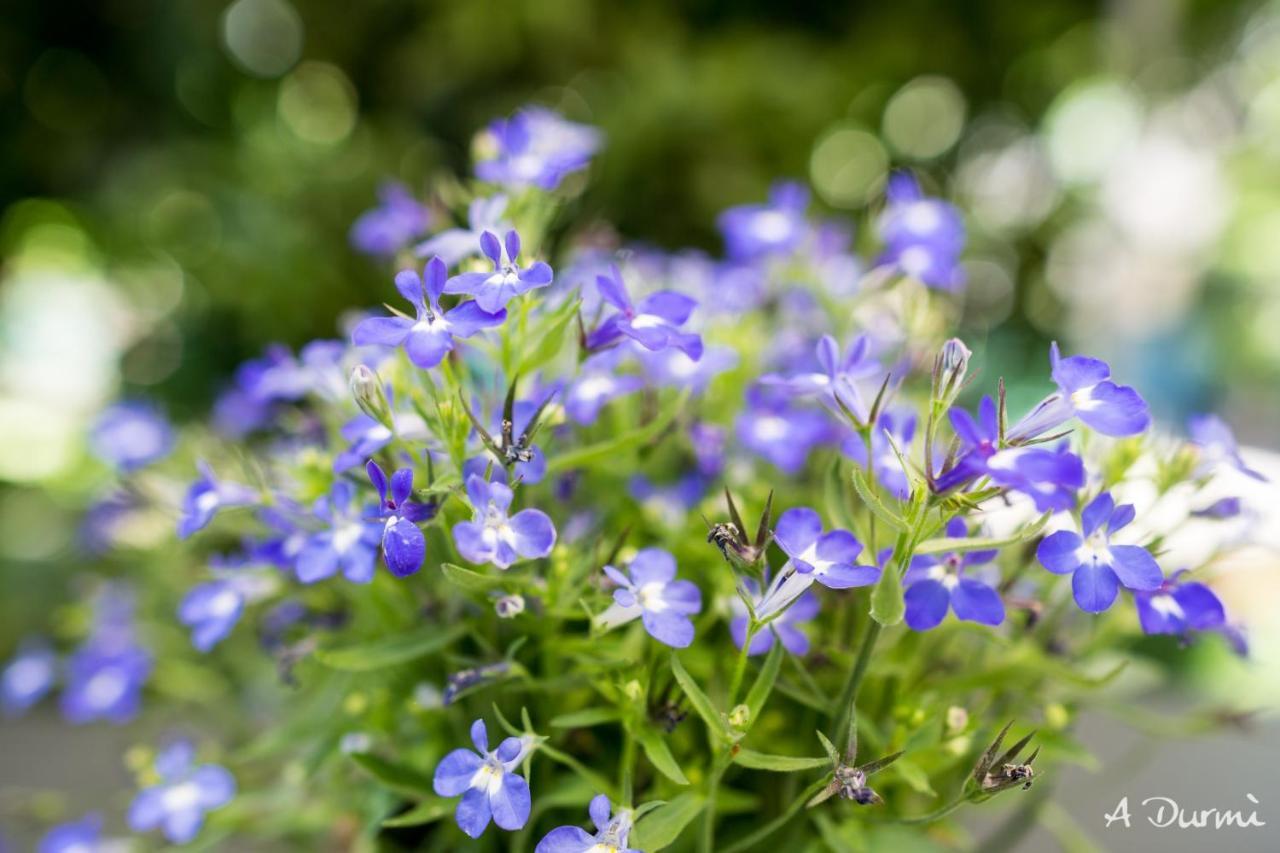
[494,594,525,619]
[945,705,968,735]
[349,364,392,428]
[624,679,644,702]
[932,338,972,410]
[728,703,750,730]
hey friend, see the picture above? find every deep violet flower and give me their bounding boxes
[535,795,638,853]
[903,518,1004,630]
[585,265,703,360]
[445,230,553,313]
[1008,343,1151,441]
[128,741,235,844]
[453,475,556,569]
[353,256,507,369]
[349,181,431,256]
[432,719,535,838]
[595,548,702,648]
[475,106,601,190]
[366,461,435,577]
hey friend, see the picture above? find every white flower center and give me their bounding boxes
[331,521,367,554]
[470,760,508,796]
[84,669,127,708]
[1070,386,1100,412]
[754,416,789,442]
[629,313,665,329]
[5,658,48,694]
[1150,594,1184,619]
[898,246,932,275]
[162,780,202,813]
[796,544,834,576]
[575,376,615,401]
[902,202,941,234]
[636,581,667,613]
[752,211,793,242]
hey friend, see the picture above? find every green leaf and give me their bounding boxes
[631,792,705,850]
[548,391,689,475]
[670,653,732,741]
[742,641,783,728]
[518,295,581,374]
[381,797,452,827]
[892,758,936,797]
[851,468,905,532]
[869,557,904,626]
[550,708,622,728]
[634,725,690,785]
[822,460,859,534]
[440,562,521,594]
[349,752,434,795]
[914,512,1051,556]
[733,749,829,772]
[314,624,466,671]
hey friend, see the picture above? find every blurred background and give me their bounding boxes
[3,0,1280,848]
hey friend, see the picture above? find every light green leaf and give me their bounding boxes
[440,562,523,594]
[851,468,905,532]
[518,295,581,374]
[314,624,465,671]
[550,708,622,728]
[349,752,434,796]
[913,512,1051,556]
[733,749,829,772]
[892,758,936,797]
[381,797,452,827]
[634,725,690,785]
[742,641,783,728]
[548,391,689,475]
[869,558,904,626]
[631,792,705,851]
[670,653,732,741]
[822,460,859,534]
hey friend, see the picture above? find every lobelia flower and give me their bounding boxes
[585,265,703,360]
[595,548,703,648]
[1133,571,1228,639]
[936,395,1085,512]
[415,195,510,265]
[1037,491,1163,613]
[128,741,235,844]
[432,719,536,838]
[718,181,809,261]
[755,508,881,620]
[736,386,836,475]
[38,814,102,853]
[1008,343,1151,441]
[367,461,435,577]
[296,481,382,584]
[1187,414,1267,481]
[62,587,151,724]
[349,181,431,256]
[638,343,739,394]
[352,256,507,369]
[475,106,601,190]
[177,462,257,539]
[536,795,638,853]
[332,408,430,473]
[730,578,819,656]
[1,639,56,716]
[178,581,245,652]
[445,230,553,313]
[564,356,644,426]
[876,172,966,290]
[842,410,917,499]
[762,334,882,421]
[453,475,556,569]
[1191,496,1242,519]
[88,401,174,472]
[903,518,1005,631]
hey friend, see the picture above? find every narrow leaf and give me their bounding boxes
[913,512,1051,556]
[381,797,452,827]
[314,624,465,671]
[670,653,731,741]
[892,758,936,797]
[349,752,433,795]
[851,468,905,531]
[634,725,690,786]
[631,793,705,851]
[548,391,688,475]
[733,749,829,772]
[742,641,783,728]
[550,708,622,728]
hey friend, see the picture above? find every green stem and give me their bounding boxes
[832,619,882,746]
[700,762,727,853]
[898,795,968,825]
[726,622,756,706]
[620,729,636,806]
[721,778,828,853]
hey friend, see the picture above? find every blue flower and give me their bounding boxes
[177,462,257,539]
[638,343,738,394]
[296,481,382,584]
[842,410,917,499]
[536,795,638,853]
[762,334,882,421]
[129,741,235,844]
[564,354,644,425]
[475,106,601,190]
[1133,571,1228,639]
[445,230,554,313]
[367,461,434,577]
[178,581,245,652]
[453,475,556,569]
[1188,414,1267,481]
[332,409,429,473]
[1009,343,1151,441]
[349,181,431,256]
[731,578,819,656]
[61,641,151,724]
[1037,491,1164,613]
[596,548,702,648]
[876,172,965,291]
[432,719,535,838]
[38,814,102,853]
[88,401,174,472]
[1,639,56,716]
[353,256,508,369]
[415,195,510,265]
[717,181,809,261]
[585,266,703,360]
[903,519,1005,631]
[756,508,881,620]
[736,386,835,475]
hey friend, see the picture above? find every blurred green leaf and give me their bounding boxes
[631,792,705,850]
[314,623,466,671]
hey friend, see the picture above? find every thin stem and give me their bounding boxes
[699,762,727,853]
[897,795,968,825]
[832,619,882,746]
[726,622,756,706]
[620,729,636,806]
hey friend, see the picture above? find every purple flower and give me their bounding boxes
[445,231,553,313]
[1009,343,1151,441]
[1037,492,1164,613]
[596,548,702,648]
[88,401,173,472]
[453,475,556,569]
[129,741,235,844]
[178,581,245,652]
[1133,572,1227,638]
[353,256,507,369]
[718,181,809,261]
[432,719,535,838]
[1188,414,1266,481]
[736,386,835,475]
[876,172,965,291]
[367,461,435,577]
[1,639,56,716]
[762,334,882,421]
[585,266,702,360]
[536,795,637,853]
[731,578,819,656]
[1191,496,1243,519]
[475,106,601,190]
[177,462,257,539]
[38,814,102,853]
[564,357,644,426]
[639,343,738,394]
[296,481,382,584]
[415,195,510,265]
[333,409,429,473]
[843,410,917,500]
[903,519,1005,631]
[60,642,150,724]
[349,181,431,256]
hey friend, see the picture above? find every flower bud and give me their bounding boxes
[623,679,644,702]
[945,705,968,735]
[349,364,392,428]
[728,703,751,730]
[931,338,972,410]
[495,594,525,619]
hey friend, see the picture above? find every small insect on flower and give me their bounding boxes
[445,230,554,313]
[808,728,903,808]
[128,741,235,844]
[535,794,638,853]
[433,719,536,838]
[970,721,1041,796]
[595,548,703,648]
[366,461,436,578]
[453,475,556,569]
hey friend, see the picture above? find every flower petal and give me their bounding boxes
[628,548,677,585]
[814,563,881,589]
[1072,563,1119,613]
[535,825,596,853]
[382,518,425,577]
[490,773,531,831]
[904,580,950,631]
[1075,382,1150,437]
[509,509,556,559]
[433,748,483,797]
[773,507,823,557]
[1108,545,1163,591]
[352,316,412,347]
[641,610,695,648]
[950,579,1005,626]
[1037,531,1082,575]
[456,786,492,838]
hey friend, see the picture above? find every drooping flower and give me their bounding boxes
[903,519,1005,631]
[1037,492,1163,613]
[755,508,881,620]
[366,461,435,577]
[585,265,703,360]
[1187,414,1267,481]
[595,548,702,648]
[1008,343,1151,441]
[178,581,245,652]
[736,386,835,475]
[88,401,174,472]
[349,181,431,256]
[432,719,535,838]
[128,741,235,844]
[353,256,507,369]
[38,814,103,853]
[718,181,809,261]
[730,578,819,656]
[762,334,882,422]
[296,481,382,584]
[415,195,510,265]
[1133,571,1229,639]
[177,462,257,540]
[475,106,602,190]
[876,172,965,291]
[453,475,556,569]
[535,795,638,853]
[1,639,56,716]
[445,230,553,313]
